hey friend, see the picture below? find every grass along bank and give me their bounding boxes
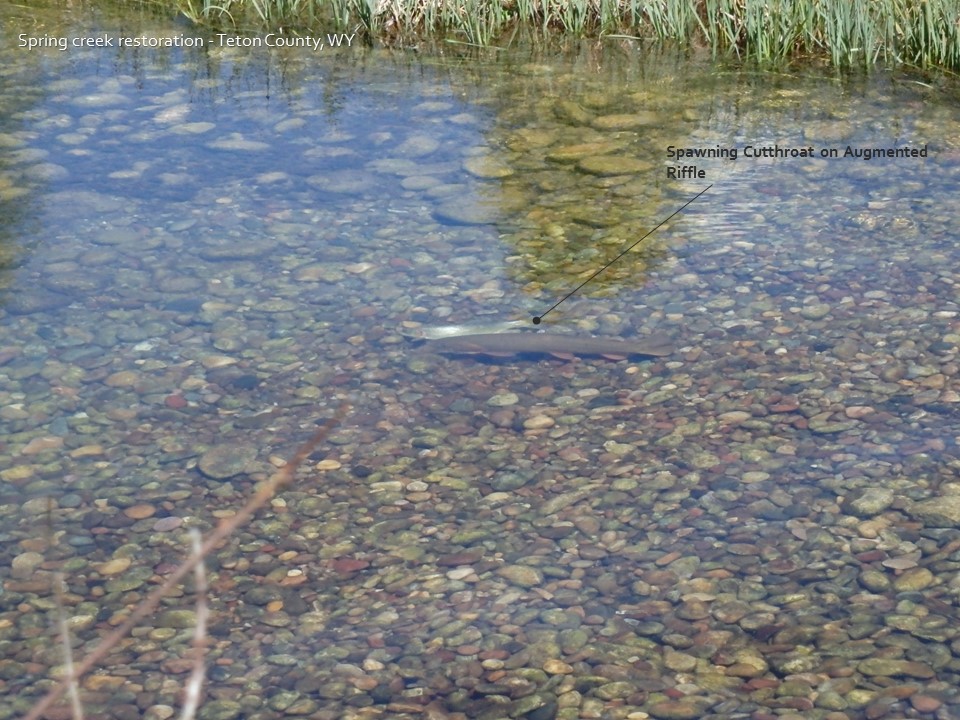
[160,0,960,70]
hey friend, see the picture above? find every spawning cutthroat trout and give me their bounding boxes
[426,332,673,360]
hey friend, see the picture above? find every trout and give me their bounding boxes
[426,332,672,360]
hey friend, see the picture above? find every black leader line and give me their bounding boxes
[532,184,712,325]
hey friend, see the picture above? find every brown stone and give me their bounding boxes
[910,695,942,712]
[123,504,157,520]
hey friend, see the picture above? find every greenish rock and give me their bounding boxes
[198,700,242,720]
[510,694,549,716]
[667,556,700,578]
[591,112,660,129]
[0,660,28,680]
[832,338,861,359]
[294,497,330,517]
[892,567,935,592]
[516,668,550,685]
[695,673,741,692]
[546,141,625,162]
[836,635,877,654]
[908,495,960,527]
[884,614,920,631]
[298,610,329,636]
[816,691,849,710]
[488,392,520,407]
[268,691,301,711]
[858,569,891,592]
[450,527,491,544]
[285,698,320,715]
[262,613,292,628]
[463,155,513,178]
[740,446,771,463]
[663,648,697,672]
[768,652,821,674]
[711,600,752,624]
[777,679,813,696]
[780,372,818,384]
[540,609,579,627]
[508,640,560,672]
[316,681,350,699]
[645,390,677,405]
[157,610,197,629]
[594,681,634,700]
[411,430,448,448]
[857,658,934,678]
[846,487,895,516]
[646,699,705,719]
[554,100,593,124]
[844,689,878,707]
[604,441,633,456]
[491,472,531,491]
[689,451,721,469]
[497,564,543,588]
[578,156,653,176]
[105,567,153,593]
[808,417,859,433]
[439,476,471,491]
[484,449,511,469]
[539,488,593,516]
[559,628,589,653]
[800,303,832,320]
[198,444,257,479]
[730,653,768,676]
[405,358,432,374]
[244,586,283,606]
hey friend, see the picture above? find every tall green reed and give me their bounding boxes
[161,0,960,71]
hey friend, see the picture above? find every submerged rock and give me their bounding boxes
[4,289,71,314]
[908,495,960,527]
[578,155,653,176]
[198,444,257,479]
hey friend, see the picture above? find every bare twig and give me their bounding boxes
[23,403,349,720]
[179,529,208,720]
[53,572,84,720]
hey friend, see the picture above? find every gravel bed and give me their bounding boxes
[2,9,960,720]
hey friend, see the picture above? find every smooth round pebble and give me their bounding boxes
[153,516,183,532]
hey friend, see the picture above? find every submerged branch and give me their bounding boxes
[23,402,350,720]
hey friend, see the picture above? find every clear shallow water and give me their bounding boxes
[3,4,960,719]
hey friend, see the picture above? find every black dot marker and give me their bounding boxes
[532,317,541,325]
